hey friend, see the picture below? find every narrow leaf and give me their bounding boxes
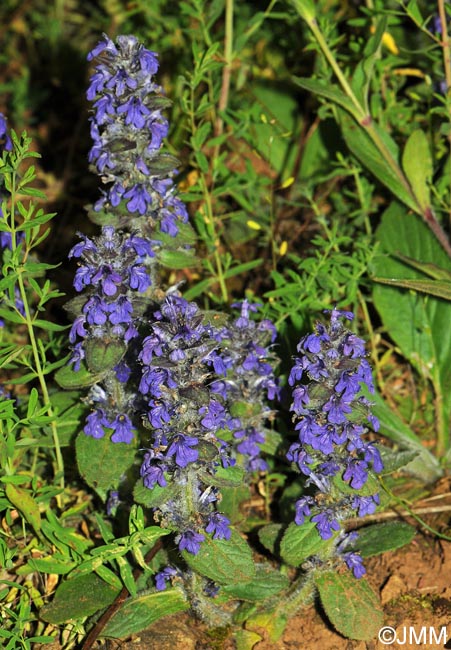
[102,589,188,639]
[402,129,432,210]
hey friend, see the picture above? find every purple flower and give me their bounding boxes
[155,566,177,591]
[84,409,109,439]
[343,458,368,489]
[311,510,341,540]
[178,529,205,555]
[343,552,366,579]
[205,513,231,540]
[110,413,135,443]
[294,496,314,525]
[166,434,199,467]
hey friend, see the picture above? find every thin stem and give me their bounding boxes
[188,83,228,302]
[9,169,65,498]
[438,0,451,230]
[215,0,233,138]
[306,11,451,258]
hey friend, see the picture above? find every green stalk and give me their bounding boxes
[437,0,451,232]
[188,84,229,302]
[297,4,451,258]
[9,168,65,497]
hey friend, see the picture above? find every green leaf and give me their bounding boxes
[406,0,423,23]
[5,484,41,533]
[76,431,136,491]
[158,248,198,269]
[293,78,357,117]
[378,447,419,474]
[392,253,451,281]
[290,0,316,21]
[402,129,432,211]
[183,529,255,585]
[257,524,283,555]
[199,465,246,488]
[316,571,383,640]
[55,361,106,389]
[84,337,126,373]
[219,484,252,524]
[361,385,441,483]
[373,202,451,455]
[102,589,189,639]
[27,556,77,575]
[350,17,386,110]
[40,573,120,624]
[223,564,289,601]
[372,276,451,301]
[354,522,416,557]
[338,110,418,212]
[280,521,325,567]
[133,478,176,509]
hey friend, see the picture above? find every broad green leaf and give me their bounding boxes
[257,523,283,555]
[55,362,106,389]
[244,82,302,177]
[293,78,357,117]
[245,607,287,642]
[158,248,198,268]
[223,564,289,601]
[102,589,189,639]
[85,338,126,373]
[219,483,252,524]
[183,529,255,585]
[350,18,386,110]
[5,484,41,533]
[353,522,416,557]
[338,110,418,212]
[280,521,325,567]
[373,276,451,301]
[402,129,432,211]
[133,478,177,508]
[378,447,419,474]
[76,431,136,491]
[316,571,383,640]
[199,465,246,488]
[40,573,120,624]
[235,629,262,650]
[362,385,441,483]
[392,253,451,281]
[373,202,451,455]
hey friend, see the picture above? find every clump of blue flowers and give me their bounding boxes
[138,294,235,553]
[67,34,192,446]
[87,34,188,235]
[209,300,280,471]
[287,309,383,578]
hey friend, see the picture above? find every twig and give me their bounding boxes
[80,540,163,650]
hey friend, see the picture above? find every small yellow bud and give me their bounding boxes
[279,241,288,256]
[247,220,262,231]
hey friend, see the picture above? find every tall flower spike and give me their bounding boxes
[68,36,190,445]
[86,34,188,237]
[138,295,235,553]
[208,300,280,471]
[287,309,382,578]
